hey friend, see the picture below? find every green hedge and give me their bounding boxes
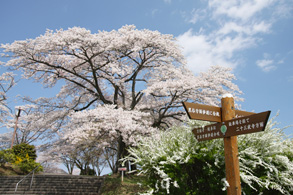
[0,143,42,174]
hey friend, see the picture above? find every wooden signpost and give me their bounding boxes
[183,95,271,195]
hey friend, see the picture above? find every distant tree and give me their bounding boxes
[103,142,118,173]
[36,152,66,174]
[92,152,108,176]
[1,25,242,172]
[2,103,69,146]
[41,162,67,174]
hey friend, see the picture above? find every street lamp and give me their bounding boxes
[10,108,21,149]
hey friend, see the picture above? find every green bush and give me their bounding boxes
[12,143,37,160]
[18,159,43,174]
[0,143,43,175]
[0,149,16,166]
[11,143,43,174]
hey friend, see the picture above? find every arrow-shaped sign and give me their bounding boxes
[182,102,255,122]
[192,111,271,142]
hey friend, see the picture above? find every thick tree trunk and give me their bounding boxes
[115,135,138,174]
[114,135,127,174]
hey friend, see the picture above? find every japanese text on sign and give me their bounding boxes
[188,108,220,117]
[192,111,271,141]
[192,123,223,141]
[224,111,270,137]
[228,117,265,132]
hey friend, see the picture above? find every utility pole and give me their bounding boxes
[11,108,21,149]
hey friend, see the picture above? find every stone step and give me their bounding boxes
[0,174,104,195]
[2,192,100,195]
[0,186,101,191]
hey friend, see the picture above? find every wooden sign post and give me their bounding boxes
[182,94,271,195]
[222,95,241,195]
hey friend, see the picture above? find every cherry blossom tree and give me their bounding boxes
[60,104,156,172]
[1,25,242,172]
[0,72,16,149]
[4,102,68,145]
[47,136,111,175]
[0,72,15,123]
[0,97,69,150]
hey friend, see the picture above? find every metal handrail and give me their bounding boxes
[14,160,47,194]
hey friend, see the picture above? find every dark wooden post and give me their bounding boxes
[221,94,241,195]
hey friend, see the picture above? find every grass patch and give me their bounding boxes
[100,173,149,195]
[0,163,23,176]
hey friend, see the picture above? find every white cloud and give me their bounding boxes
[252,21,272,33]
[273,0,293,18]
[256,59,276,72]
[217,21,271,35]
[217,22,247,35]
[177,30,226,73]
[209,0,275,21]
[177,29,256,74]
[176,0,290,75]
[188,8,207,24]
[213,35,256,58]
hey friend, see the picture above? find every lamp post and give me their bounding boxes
[10,108,21,149]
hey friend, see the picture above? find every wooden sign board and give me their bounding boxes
[235,110,255,118]
[192,123,223,141]
[222,111,271,137]
[182,102,254,122]
[182,102,222,122]
[192,111,271,142]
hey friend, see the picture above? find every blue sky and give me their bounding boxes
[0,0,292,135]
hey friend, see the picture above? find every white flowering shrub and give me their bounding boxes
[238,115,293,195]
[125,123,226,195]
[125,116,292,194]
